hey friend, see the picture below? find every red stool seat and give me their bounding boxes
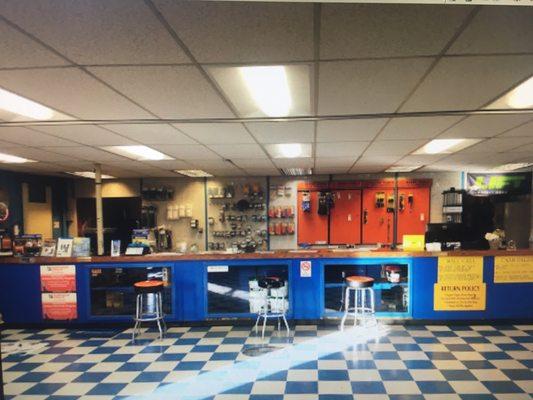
[346,276,374,288]
[134,280,164,294]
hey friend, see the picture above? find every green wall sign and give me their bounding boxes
[467,172,531,196]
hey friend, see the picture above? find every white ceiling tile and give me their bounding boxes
[378,116,462,140]
[316,142,368,158]
[102,124,195,145]
[0,20,68,68]
[319,58,433,115]
[317,119,387,142]
[321,4,468,59]
[0,127,77,147]
[151,144,220,160]
[175,123,254,144]
[245,168,281,176]
[89,66,233,119]
[314,166,350,175]
[246,122,314,144]
[448,8,533,55]
[0,68,152,119]
[400,55,533,112]
[0,0,188,64]
[507,143,533,154]
[42,146,129,163]
[457,138,533,154]
[205,167,242,177]
[232,159,276,169]
[2,147,83,163]
[187,159,234,169]
[497,120,533,138]
[273,158,314,169]
[438,114,533,139]
[208,64,311,118]
[350,163,389,173]
[33,125,136,146]
[396,154,445,165]
[0,140,20,148]
[153,1,313,63]
[141,160,192,170]
[363,140,425,157]
[315,157,356,168]
[207,144,267,159]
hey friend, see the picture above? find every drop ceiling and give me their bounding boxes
[0,1,531,178]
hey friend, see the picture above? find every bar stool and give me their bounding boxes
[132,280,166,342]
[253,277,290,340]
[340,276,376,331]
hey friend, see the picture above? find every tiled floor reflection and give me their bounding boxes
[1,324,532,399]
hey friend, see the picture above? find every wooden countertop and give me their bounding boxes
[1,249,532,265]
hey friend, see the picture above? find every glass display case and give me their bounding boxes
[324,263,409,316]
[89,265,173,317]
[207,264,289,316]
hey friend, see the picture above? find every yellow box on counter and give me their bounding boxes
[403,235,425,251]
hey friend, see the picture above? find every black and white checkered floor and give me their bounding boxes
[1,323,532,399]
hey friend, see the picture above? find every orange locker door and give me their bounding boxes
[397,188,430,243]
[362,189,394,245]
[297,191,328,245]
[330,190,361,245]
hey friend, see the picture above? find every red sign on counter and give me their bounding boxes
[42,293,78,320]
[40,265,76,292]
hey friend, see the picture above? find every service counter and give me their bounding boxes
[0,250,532,326]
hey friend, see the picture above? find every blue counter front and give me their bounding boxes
[0,252,531,325]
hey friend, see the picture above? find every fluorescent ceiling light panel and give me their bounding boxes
[175,169,213,177]
[0,87,54,120]
[103,145,173,161]
[0,152,34,163]
[281,168,313,176]
[492,162,533,172]
[66,171,115,179]
[413,139,480,155]
[385,166,421,173]
[241,66,291,117]
[265,143,312,159]
[488,76,533,109]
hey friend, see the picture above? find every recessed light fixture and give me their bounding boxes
[175,169,213,178]
[491,162,533,172]
[385,166,421,173]
[413,139,480,155]
[265,143,312,159]
[241,66,292,117]
[0,87,55,120]
[490,76,533,109]
[102,145,173,161]
[0,152,34,163]
[281,168,313,176]
[66,171,115,179]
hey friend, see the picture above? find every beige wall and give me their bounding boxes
[75,179,140,198]
[22,183,53,238]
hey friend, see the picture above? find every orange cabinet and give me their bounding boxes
[329,190,361,245]
[297,191,328,245]
[397,187,430,243]
[362,188,394,245]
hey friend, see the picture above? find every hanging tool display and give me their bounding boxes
[386,194,395,213]
[301,191,311,212]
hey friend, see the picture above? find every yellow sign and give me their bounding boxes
[494,256,533,283]
[434,256,486,311]
[434,283,486,311]
[403,235,425,252]
[437,257,484,283]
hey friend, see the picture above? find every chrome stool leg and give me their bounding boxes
[340,286,351,331]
